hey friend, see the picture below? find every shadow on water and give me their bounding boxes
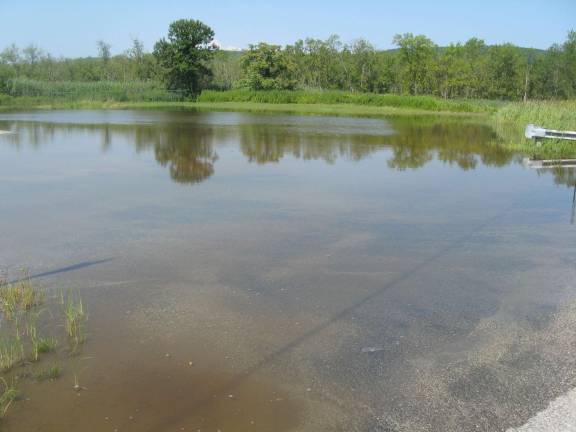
[7,258,114,284]
[149,206,513,431]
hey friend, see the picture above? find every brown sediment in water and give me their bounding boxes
[9,358,302,432]
[6,280,305,432]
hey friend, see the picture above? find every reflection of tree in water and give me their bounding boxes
[2,121,220,185]
[537,166,576,188]
[2,115,571,188]
[237,123,389,164]
[236,117,516,171]
[386,119,515,170]
[132,125,219,184]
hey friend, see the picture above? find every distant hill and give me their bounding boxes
[219,46,547,57]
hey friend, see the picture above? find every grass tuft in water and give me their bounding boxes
[0,337,24,371]
[0,273,43,320]
[37,337,58,354]
[29,331,58,362]
[0,378,18,418]
[26,312,40,362]
[62,291,86,353]
[34,364,62,382]
[0,269,89,421]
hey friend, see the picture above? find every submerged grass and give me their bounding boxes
[0,271,86,421]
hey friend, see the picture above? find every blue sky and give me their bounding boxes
[0,0,574,57]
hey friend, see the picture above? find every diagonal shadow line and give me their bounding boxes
[7,258,114,284]
[146,212,506,432]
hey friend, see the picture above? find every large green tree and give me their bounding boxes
[286,36,344,90]
[240,43,296,90]
[153,19,217,96]
[485,44,523,99]
[393,33,436,95]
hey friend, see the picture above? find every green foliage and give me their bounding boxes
[0,26,575,102]
[393,33,437,95]
[209,50,242,90]
[153,19,217,96]
[0,41,160,83]
[286,35,344,90]
[239,43,297,90]
[96,40,111,63]
[232,30,575,101]
[485,44,524,99]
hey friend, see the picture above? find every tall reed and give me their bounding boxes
[61,291,86,353]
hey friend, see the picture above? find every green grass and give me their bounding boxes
[195,101,487,117]
[494,100,576,158]
[495,100,576,130]
[198,89,502,113]
[0,98,488,118]
[2,78,184,104]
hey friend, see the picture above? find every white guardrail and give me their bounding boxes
[525,124,576,141]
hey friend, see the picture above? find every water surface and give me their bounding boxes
[1,110,575,432]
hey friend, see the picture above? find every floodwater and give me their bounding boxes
[0,110,575,432]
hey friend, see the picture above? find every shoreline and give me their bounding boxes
[0,99,488,118]
[1,99,574,158]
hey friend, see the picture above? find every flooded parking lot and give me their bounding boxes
[1,110,575,431]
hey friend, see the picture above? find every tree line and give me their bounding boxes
[1,19,574,100]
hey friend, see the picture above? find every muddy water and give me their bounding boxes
[0,110,576,432]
